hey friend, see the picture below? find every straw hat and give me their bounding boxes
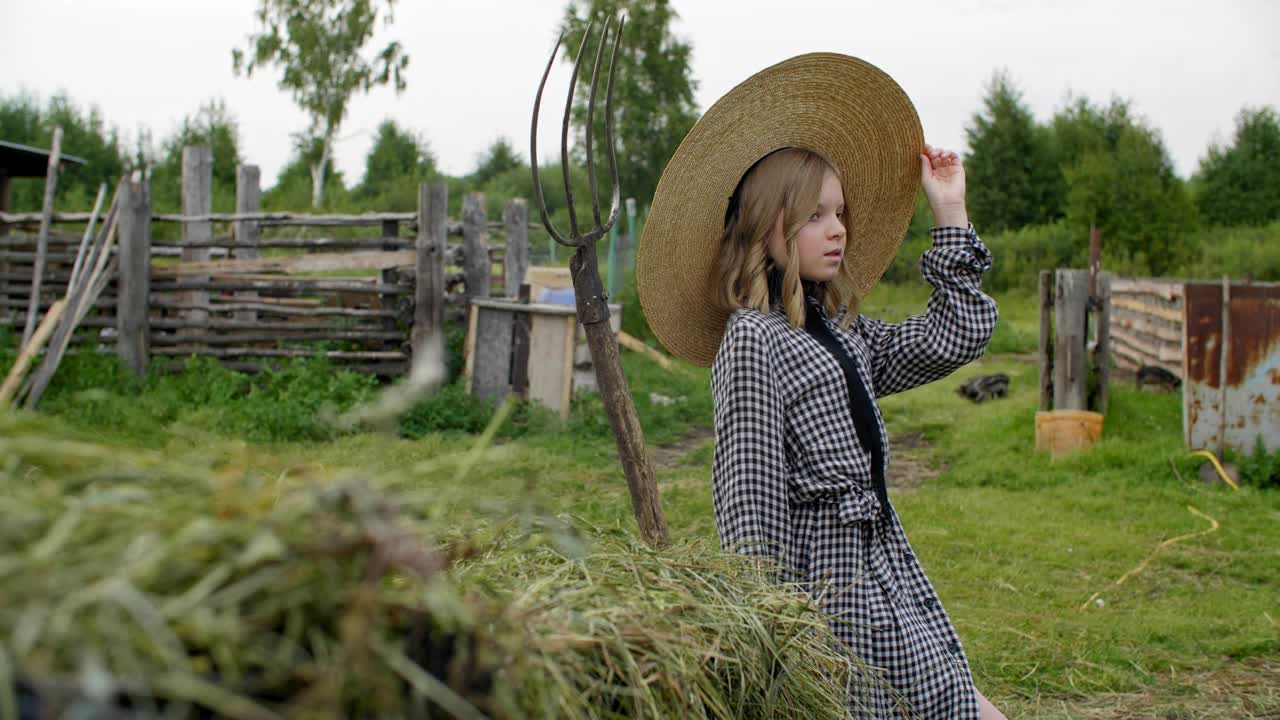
[636,52,924,367]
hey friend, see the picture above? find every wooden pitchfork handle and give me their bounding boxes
[530,16,670,546]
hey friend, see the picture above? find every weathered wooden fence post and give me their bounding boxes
[116,173,151,376]
[411,183,447,361]
[1054,269,1089,410]
[503,198,528,298]
[1038,270,1052,412]
[233,165,261,323]
[462,193,490,301]
[181,146,213,339]
[1093,273,1111,415]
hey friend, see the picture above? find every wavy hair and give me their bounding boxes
[714,148,860,329]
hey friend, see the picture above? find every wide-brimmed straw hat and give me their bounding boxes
[636,52,924,367]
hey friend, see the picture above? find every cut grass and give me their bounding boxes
[3,286,1277,717]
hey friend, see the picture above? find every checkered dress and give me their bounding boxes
[711,224,998,718]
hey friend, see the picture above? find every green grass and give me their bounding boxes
[3,286,1277,717]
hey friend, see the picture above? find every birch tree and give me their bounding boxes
[232,0,408,207]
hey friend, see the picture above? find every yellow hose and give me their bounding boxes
[1080,505,1221,611]
[1188,450,1240,490]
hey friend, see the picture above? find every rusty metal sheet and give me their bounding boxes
[1183,281,1280,453]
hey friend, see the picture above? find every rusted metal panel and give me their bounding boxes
[1183,280,1280,453]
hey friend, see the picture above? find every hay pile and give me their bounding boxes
[0,413,878,719]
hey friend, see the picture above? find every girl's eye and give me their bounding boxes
[809,212,821,222]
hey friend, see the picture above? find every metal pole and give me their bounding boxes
[607,222,618,298]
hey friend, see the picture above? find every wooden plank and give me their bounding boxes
[151,236,409,249]
[68,184,108,292]
[150,348,406,359]
[503,199,528,298]
[21,126,62,347]
[527,312,571,418]
[1095,273,1111,415]
[561,315,576,417]
[463,303,479,394]
[1,210,418,225]
[155,249,415,276]
[116,176,151,377]
[462,193,490,300]
[1054,269,1089,411]
[1038,270,1052,411]
[153,301,393,318]
[150,330,402,345]
[512,283,531,397]
[147,317,388,331]
[1112,342,1181,377]
[1,299,66,405]
[181,145,213,333]
[156,360,407,376]
[1110,329,1182,364]
[1110,277,1183,302]
[412,183,447,360]
[1111,309,1182,344]
[618,331,685,374]
[149,278,409,295]
[1112,297,1182,323]
[470,306,514,401]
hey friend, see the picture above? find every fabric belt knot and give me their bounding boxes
[836,486,883,525]
[803,299,891,519]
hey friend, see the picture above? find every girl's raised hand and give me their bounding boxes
[920,143,969,228]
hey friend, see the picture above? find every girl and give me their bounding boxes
[637,54,1006,718]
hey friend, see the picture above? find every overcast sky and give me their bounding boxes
[3,1,1277,188]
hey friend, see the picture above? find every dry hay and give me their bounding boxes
[0,412,885,719]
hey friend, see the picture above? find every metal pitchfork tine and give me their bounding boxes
[531,17,623,247]
[529,15,670,547]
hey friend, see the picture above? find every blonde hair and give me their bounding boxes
[715,148,860,329]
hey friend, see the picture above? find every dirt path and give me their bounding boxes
[650,425,714,470]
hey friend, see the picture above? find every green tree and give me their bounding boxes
[1051,96,1196,275]
[232,0,408,208]
[1195,106,1280,226]
[559,0,698,213]
[963,70,1062,232]
[469,137,523,187]
[0,91,127,210]
[355,119,434,210]
[149,99,243,213]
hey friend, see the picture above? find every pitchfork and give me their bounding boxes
[530,16,669,546]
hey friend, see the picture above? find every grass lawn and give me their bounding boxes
[3,284,1277,718]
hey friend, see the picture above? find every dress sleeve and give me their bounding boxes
[853,223,999,398]
[711,317,790,570]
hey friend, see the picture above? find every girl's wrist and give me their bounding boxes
[932,203,968,228]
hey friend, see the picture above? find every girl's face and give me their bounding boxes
[765,168,847,283]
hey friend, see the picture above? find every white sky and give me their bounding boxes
[3,0,1277,188]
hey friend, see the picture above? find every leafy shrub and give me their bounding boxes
[1236,437,1280,489]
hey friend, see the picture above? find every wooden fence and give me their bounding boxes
[0,145,532,377]
[1108,276,1184,378]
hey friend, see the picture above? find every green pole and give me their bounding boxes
[625,198,638,283]
[550,233,557,264]
[607,223,619,299]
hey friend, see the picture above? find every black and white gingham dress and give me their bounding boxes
[712,224,998,718]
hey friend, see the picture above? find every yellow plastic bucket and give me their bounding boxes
[1035,410,1104,458]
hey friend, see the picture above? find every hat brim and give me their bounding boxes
[637,53,924,367]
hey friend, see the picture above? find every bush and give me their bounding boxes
[1178,220,1280,281]
[1235,437,1280,489]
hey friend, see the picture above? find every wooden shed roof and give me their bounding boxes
[0,140,87,178]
